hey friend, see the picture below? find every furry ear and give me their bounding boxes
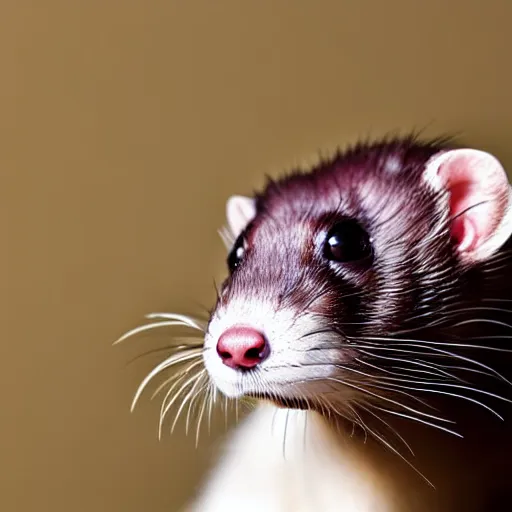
[226,195,257,239]
[425,149,512,264]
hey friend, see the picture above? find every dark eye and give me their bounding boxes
[324,220,372,262]
[227,236,246,272]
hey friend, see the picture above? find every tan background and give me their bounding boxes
[1,1,512,511]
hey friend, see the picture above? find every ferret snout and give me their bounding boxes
[216,326,269,370]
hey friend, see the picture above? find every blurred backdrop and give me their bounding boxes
[2,1,512,511]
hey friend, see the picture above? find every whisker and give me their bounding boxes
[207,386,217,435]
[325,377,454,424]
[345,403,368,443]
[453,318,512,330]
[126,343,203,366]
[159,372,204,439]
[376,382,504,420]
[357,352,460,382]
[195,382,211,447]
[355,358,453,383]
[356,405,435,488]
[172,372,207,434]
[185,376,209,435]
[131,349,203,412]
[145,313,206,331]
[431,364,499,381]
[158,372,190,437]
[114,320,198,345]
[352,341,512,386]
[334,365,438,411]
[358,403,414,456]
[372,405,462,439]
[381,379,512,405]
[389,366,454,382]
[358,335,512,354]
[151,358,204,400]
[282,409,290,460]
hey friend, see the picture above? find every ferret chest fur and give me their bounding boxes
[191,404,395,512]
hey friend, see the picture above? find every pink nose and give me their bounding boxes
[216,326,268,370]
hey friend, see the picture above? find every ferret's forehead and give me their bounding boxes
[261,172,347,217]
[258,165,412,225]
[259,139,441,209]
[248,139,448,243]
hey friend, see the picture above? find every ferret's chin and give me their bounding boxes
[205,367,300,401]
[208,369,354,415]
[210,377,315,408]
[211,378,244,399]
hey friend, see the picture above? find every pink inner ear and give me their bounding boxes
[446,179,478,252]
[436,150,509,260]
[450,214,476,252]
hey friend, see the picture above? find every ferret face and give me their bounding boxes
[202,138,512,412]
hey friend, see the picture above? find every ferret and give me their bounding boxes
[119,135,512,512]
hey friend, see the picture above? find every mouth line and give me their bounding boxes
[247,391,312,410]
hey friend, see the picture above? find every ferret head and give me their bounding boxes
[203,137,512,415]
